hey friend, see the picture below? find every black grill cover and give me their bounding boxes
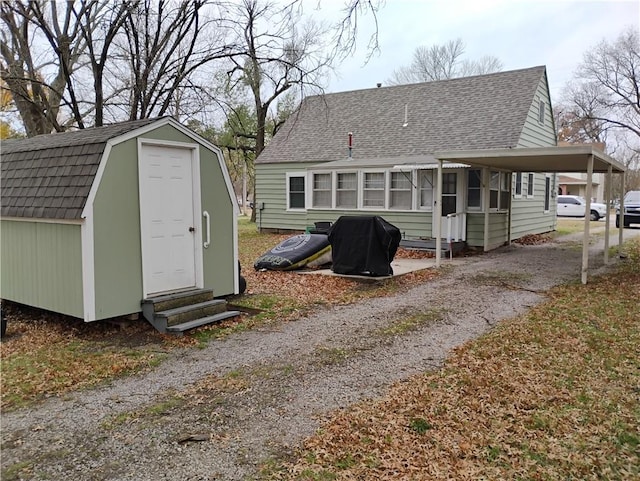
[327,216,401,276]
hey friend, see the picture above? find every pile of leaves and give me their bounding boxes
[270,238,640,480]
[514,233,553,245]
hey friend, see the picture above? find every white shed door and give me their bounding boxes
[139,144,196,296]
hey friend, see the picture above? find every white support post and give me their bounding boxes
[435,159,443,267]
[604,164,612,264]
[619,171,625,256]
[483,168,490,252]
[581,154,594,284]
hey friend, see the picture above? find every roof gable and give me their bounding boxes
[1,118,158,220]
[257,66,548,164]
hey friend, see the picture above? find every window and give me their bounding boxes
[514,172,523,198]
[544,175,551,212]
[286,173,306,210]
[312,173,332,208]
[490,171,510,210]
[336,172,357,208]
[527,173,535,197]
[538,99,545,124]
[467,169,482,209]
[363,172,385,207]
[418,170,434,210]
[389,171,412,209]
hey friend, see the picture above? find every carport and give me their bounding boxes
[432,145,627,283]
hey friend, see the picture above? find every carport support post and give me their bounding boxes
[581,154,594,284]
[435,159,443,267]
[604,164,612,264]
[619,170,625,256]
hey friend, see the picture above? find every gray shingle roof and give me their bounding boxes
[257,66,547,164]
[1,118,158,220]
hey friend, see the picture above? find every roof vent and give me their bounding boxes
[377,83,382,88]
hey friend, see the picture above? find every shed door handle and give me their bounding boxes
[203,211,210,248]
[189,226,195,232]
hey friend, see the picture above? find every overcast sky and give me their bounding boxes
[319,0,639,103]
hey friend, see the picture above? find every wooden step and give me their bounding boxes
[165,311,241,335]
[156,299,228,327]
[142,288,214,313]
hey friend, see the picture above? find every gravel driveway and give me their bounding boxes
[2,227,639,481]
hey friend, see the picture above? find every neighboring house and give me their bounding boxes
[1,118,240,332]
[558,174,605,202]
[254,66,558,251]
[558,142,608,202]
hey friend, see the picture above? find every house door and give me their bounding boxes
[139,144,197,296]
[432,172,464,239]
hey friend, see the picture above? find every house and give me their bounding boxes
[1,117,241,333]
[558,142,608,202]
[255,66,559,251]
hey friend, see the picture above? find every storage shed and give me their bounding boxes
[1,117,241,332]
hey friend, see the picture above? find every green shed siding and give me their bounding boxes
[92,138,144,319]
[199,145,236,296]
[92,125,236,320]
[1,220,83,318]
[517,77,557,148]
[135,124,236,295]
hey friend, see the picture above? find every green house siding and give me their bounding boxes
[0,220,83,318]
[466,213,509,248]
[92,138,144,319]
[306,210,432,238]
[511,174,556,240]
[517,77,557,148]
[255,162,312,231]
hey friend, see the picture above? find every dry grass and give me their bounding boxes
[0,217,439,410]
[269,238,640,480]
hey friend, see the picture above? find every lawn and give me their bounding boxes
[0,216,436,410]
[267,238,640,480]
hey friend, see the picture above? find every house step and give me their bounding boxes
[165,311,241,334]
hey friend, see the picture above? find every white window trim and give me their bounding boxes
[285,171,307,211]
[335,171,359,210]
[388,169,414,211]
[361,169,387,210]
[489,170,510,212]
[309,171,334,209]
[417,169,434,211]
[544,174,552,213]
[465,168,483,212]
[513,172,523,199]
[526,172,535,198]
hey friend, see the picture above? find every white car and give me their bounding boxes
[557,195,608,221]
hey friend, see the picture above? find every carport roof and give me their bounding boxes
[433,145,625,173]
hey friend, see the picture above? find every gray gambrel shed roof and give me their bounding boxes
[1,118,157,220]
[257,66,548,164]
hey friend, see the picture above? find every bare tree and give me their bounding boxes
[388,38,502,85]
[117,0,233,121]
[0,1,83,135]
[564,27,640,143]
